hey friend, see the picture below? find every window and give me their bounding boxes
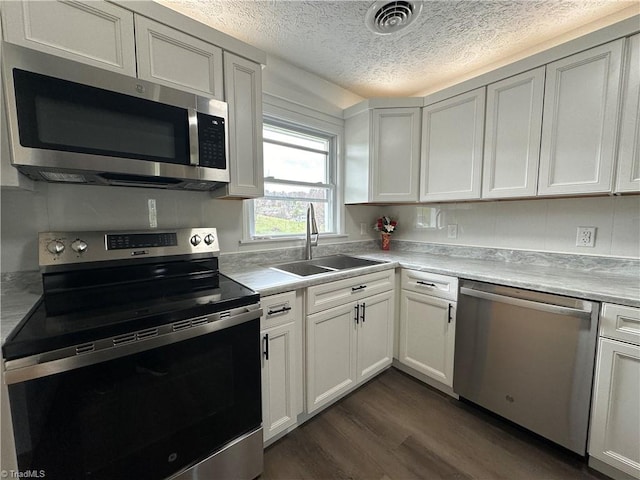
[249,120,337,239]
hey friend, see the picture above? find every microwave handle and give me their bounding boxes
[188,108,199,166]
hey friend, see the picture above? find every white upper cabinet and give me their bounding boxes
[212,52,264,199]
[1,0,136,75]
[134,16,224,100]
[538,39,624,196]
[345,105,422,203]
[420,88,485,202]
[616,34,640,193]
[482,67,545,198]
[370,108,421,202]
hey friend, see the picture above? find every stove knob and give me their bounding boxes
[190,234,202,246]
[71,239,88,254]
[204,234,215,245]
[47,240,65,255]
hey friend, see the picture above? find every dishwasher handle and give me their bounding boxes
[460,287,593,318]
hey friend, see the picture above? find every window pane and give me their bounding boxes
[254,198,332,236]
[263,143,327,183]
[264,125,329,152]
[264,182,328,200]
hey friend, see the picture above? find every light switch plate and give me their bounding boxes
[447,224,458,239]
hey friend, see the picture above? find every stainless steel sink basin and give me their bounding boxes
[271,255,384,277]
[271,262,334,277]
[308,255,382,270]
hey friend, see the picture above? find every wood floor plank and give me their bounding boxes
[262,368,608,480]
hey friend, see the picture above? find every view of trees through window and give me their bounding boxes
[252,122,335,237]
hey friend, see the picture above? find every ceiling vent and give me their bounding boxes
[365,1,423,36]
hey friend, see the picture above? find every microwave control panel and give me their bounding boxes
[197,113,226,169]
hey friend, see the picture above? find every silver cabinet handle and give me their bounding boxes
[417,281,436,287]
[460,287,592,317]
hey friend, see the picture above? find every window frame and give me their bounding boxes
[248,117,338,240]
[242,100,344,244]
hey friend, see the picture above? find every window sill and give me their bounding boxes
[239,234,349,246]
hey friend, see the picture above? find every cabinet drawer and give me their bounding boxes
[600,304,640,345]
[306,269,394,315]
[261,291,297,330]
[401,270,458,300]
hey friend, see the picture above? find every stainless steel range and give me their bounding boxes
[2,228,263,480]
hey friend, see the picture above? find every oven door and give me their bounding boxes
[5,312,262,480]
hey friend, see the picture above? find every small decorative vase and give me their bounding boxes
[381,233,391,251]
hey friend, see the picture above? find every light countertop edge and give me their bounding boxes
[2,249,639,344]
[227,250,640,308]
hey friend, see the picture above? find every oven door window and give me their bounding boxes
[13,69,190,165]
[8,319,261,480]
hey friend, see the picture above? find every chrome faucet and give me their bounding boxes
[305,203,319,260]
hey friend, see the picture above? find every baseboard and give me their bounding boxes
[588,456,639,480]
[392,359,459,399]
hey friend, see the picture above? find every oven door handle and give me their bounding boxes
[4,305,263,385]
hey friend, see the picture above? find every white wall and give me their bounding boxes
[373,195,640,259]
[0,183,377,272]
[262,54,363,117]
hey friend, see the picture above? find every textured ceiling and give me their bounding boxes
[159,0,638,98]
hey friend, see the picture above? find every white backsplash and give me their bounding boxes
[375,195,640,259]
[1,182,638,273]
[0,183,377,272]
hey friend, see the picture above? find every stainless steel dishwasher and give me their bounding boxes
[453,280,599,455]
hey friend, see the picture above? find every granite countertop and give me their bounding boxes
[2,245,639,344]
[226,249,640,308]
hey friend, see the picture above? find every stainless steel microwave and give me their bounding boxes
[1,43,229,191]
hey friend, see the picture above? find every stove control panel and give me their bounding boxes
[39,228,220,269]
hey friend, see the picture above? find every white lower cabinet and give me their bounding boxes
[589,304,640,479]
[306,302,357,413]
[355,291,395,383]
[399,292,456,387]
[260,291,302,443]
[306,272,395,414]
[398,270,458,391]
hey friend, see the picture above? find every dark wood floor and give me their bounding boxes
[262,368,607,480]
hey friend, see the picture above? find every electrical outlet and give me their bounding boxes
[576,226,596,247]
[148,199,157,228]
[360,223,367,235]
[447,224,458,239]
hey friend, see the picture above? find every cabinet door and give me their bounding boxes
[589,338,640,478]
[371,108,421,202]
[539,40,624,196]
[483,67,545,198]
[616,34,640,193]
[261,322,298,442]
[215,52,264,198]
[306,303,357,413]
[420,88,485,202]
[399,291,456,387]
[1,0,136,75]
[134,15,223,99]
[356,291,394,383]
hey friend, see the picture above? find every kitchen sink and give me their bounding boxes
[308,255,383,270]
[271,262,334,277]
[271,255,385,277]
